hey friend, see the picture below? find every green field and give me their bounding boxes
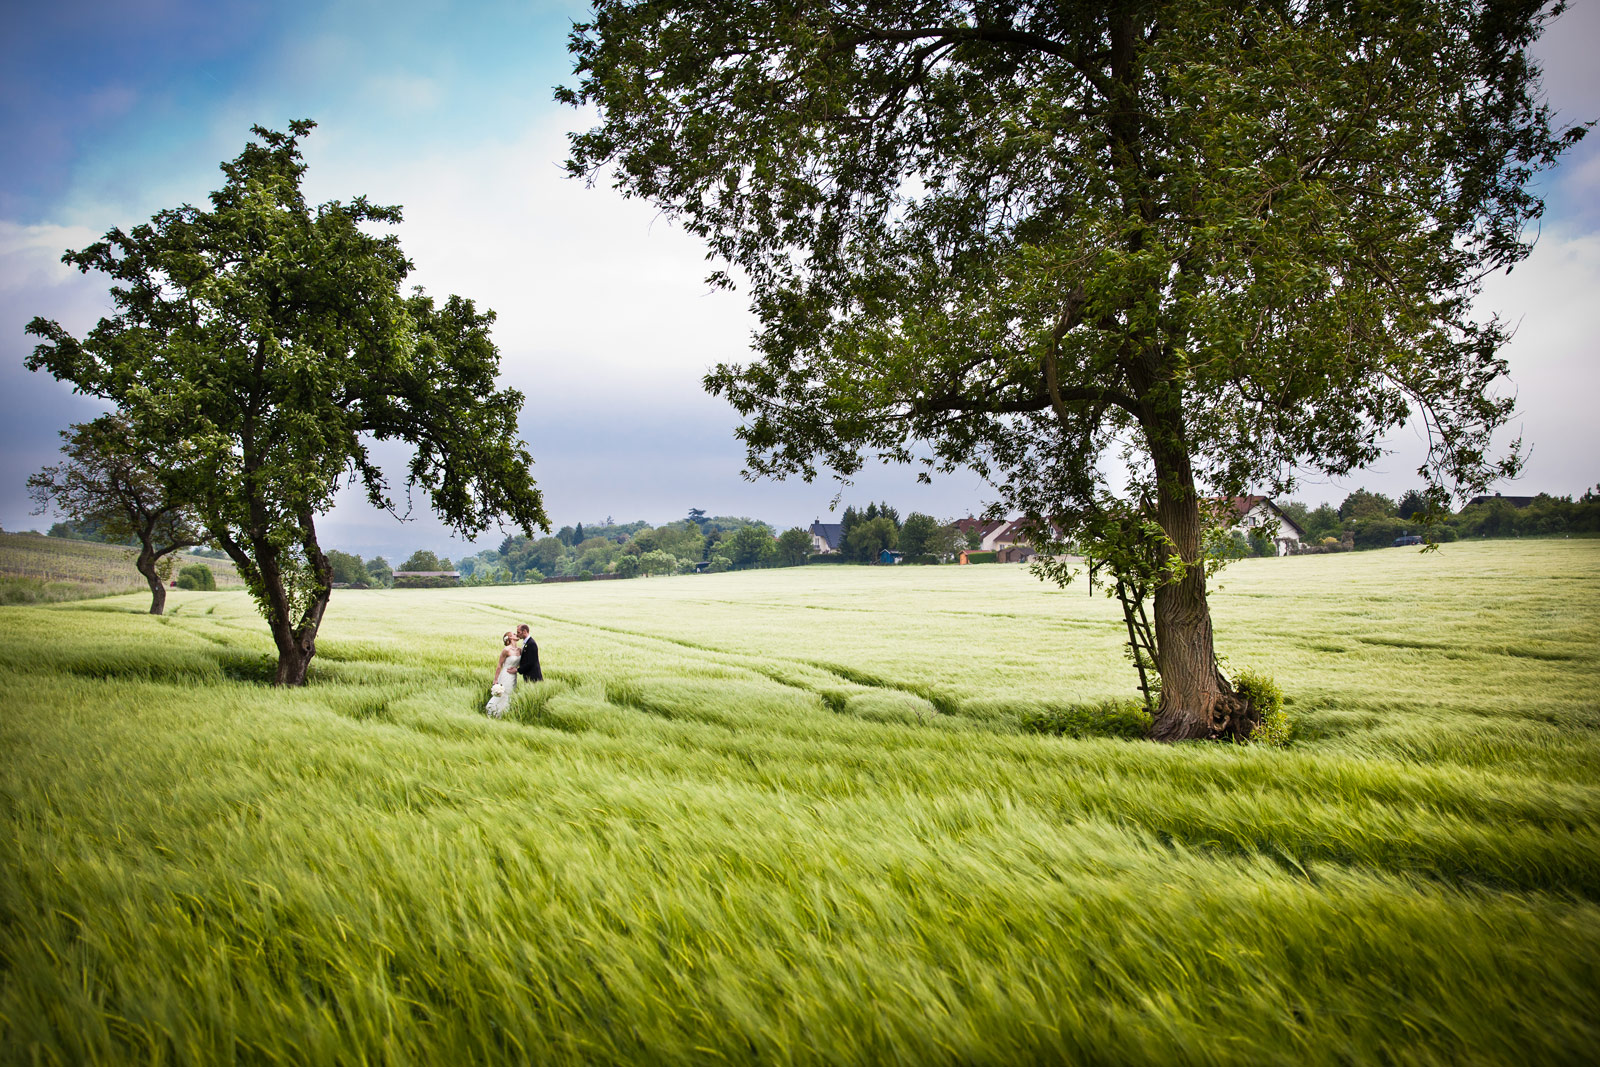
[0,531,242,604]
[2,540,1597,1064]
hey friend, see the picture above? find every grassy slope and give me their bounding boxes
[0,531,242,603]
[1,541,1596,1065]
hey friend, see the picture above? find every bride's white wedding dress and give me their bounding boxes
[485,649,520,719]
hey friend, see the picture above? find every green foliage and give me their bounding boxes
[964,551,998,565]
[1346,517,1411,550]
[1234,670,1289,747]
[1339,489,1399,521]
[28,416,204,614]
[1018,700,1152,740]
[392,574,459,589]
[705,555,731,573]
[775,527,813,567]
[633,550,675,577]
[920,523,966,562]
[1450,492,1600,539]
[727,525,777,569]
[398,550,452,573]
[364,557,394,589]
[25,122,547,682]
[565,0,1582,738]
[326,550,369,588]
[897,512,938,558]
[175,564,216,591]
[843,516,897,563]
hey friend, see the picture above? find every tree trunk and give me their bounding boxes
[1146,426,1253,742]
[135,544,167,615]
[272,625,317,686]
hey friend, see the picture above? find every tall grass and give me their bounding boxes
[1,540,1597,1064]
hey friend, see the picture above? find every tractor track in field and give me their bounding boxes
[504,608,964,718]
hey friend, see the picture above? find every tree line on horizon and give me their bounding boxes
[35,483,1599,592]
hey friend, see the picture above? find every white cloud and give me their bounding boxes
[0,221,101,292]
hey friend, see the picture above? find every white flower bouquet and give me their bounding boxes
[489,682,506,698]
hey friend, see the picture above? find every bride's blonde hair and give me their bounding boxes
[503,631,515,645]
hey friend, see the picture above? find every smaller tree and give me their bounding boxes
[845,516,898,562]
[728,525,776,569]
[639,549,679,576]
[924,523,966,563]
[1301,505,1342,542]
[898,513,939,558]
[26,123,546,684]
[399,550,452,573]
[365,557,394,588]
[1397,490,1431,521]
[775,527,813,567]
[1339,490,1398,521]
[327,550,369,587]
[28,416,202,615]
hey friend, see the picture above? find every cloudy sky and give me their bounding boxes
[3,1,1596,559]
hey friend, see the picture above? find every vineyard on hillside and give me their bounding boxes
[0,532,242,603]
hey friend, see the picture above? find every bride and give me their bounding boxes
[485,631,520,718]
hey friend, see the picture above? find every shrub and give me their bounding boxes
[175,563,216,591]
[964,551,998,564]
[706,555,732,573]
[1019,699,1150,740]
[1235,670,1289,746]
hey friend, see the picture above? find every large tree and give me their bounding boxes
[27,122,549,684]
[565,0,1585,739]
[27,415,203,615]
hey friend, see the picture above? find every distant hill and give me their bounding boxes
[0,532,244,604]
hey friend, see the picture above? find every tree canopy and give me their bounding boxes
[28,415,203,615]
[566,0,1586,739]
[27,122,548,683]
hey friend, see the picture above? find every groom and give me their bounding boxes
[515,624,543,683]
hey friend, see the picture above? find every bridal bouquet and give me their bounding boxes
[490,682,506,698]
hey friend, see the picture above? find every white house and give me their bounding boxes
[1221,496,1305,555]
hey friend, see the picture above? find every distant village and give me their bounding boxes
[26,487,1595,591]
[325,487,1594,588]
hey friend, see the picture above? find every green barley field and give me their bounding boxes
[2,540,1597,1065]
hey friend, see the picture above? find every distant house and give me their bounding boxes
[879,549,904,565]
[808,520,844,554]
[989,520,1035,552]
[391,570,461,588]
[1464,493,1539,509]
[953,517,1009,551]
[996,544,1036,564]
[1218,496,1305,556]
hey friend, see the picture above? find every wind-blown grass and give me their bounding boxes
[1,540,1597,1064]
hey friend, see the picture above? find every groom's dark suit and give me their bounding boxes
[518,635,543,682]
